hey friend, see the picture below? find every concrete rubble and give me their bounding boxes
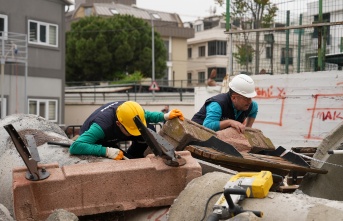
[160,118,275,153]
[0,114,342,221]
[167,172,343,221]
[300,121,343,201]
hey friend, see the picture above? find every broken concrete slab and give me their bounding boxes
[310,121,343,169]
[12,151,201,221]
[167,172,343,221]
[0,114,110,216]
[160,118,275,153]
[0,204,14,221]
[216,127,275,153]
[299,122,343,201]
[159,118,216,150]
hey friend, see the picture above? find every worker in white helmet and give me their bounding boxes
[192,74,258,133]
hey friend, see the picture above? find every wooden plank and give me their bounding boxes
[185,145,328,175]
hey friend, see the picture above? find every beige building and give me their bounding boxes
[65,0,194,88]
[185,14,308,83]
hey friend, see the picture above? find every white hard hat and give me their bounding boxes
[229,74,257,98]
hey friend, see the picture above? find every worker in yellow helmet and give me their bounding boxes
[69,101,184,159]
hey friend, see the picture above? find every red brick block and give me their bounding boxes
[12,151,201,221]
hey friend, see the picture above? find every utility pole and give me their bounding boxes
[151,15,155,100]
[226,0,233,76]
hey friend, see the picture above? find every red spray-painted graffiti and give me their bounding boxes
[306,93,343,139]
[316,109,343,121]
[254,85,286,126]
[255,86,286,98]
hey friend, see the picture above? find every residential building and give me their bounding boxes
[304,0,343,70]
[66,0,194,88]
[0,0,72,123]
[186,15,229,86]
[186,1,343,81]
[186,14,307,82]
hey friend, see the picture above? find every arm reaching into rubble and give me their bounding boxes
[203,102,257,133]
[69,123,108,156]
[69,110,184,158]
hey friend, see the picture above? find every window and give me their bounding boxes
[208,41,226,56]
[266,47,272,59]
[195,24,202,32]
[187,73,192,85]
[164,40,170,60]
[84,7,93,16]
[0,14,8,39]
[28,20,58,47]
[207,67,226,80]
[281,48,293,65]
[198,46,205,57]
[313,13,331,45]
[198,72,205,83]
[0,97,7,118]
[28,99,58,122]
[188,48,192,58]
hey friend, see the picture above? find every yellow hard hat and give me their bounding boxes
[116,101,146,136]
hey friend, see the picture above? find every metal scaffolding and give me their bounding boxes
[0,32,28,119]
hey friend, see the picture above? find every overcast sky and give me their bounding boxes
[136,0,225,22]
[69,0,317,23]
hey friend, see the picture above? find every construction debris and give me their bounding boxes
[159,118,327,176]
[300,122,343,201]
[0,114,342,221]
[167,172,343,221]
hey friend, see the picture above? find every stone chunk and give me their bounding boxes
[46,209,78,221]
[12,151,201,221]
[159,118,216,151]
[160,118,275,153]
[216,127,275,153]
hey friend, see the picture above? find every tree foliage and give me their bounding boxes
[233,44,254,66]
[66,15,167,82]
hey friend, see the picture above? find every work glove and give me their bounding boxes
[164,109,184,121]
[106,147,124,160]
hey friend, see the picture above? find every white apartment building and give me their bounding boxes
[186,1,343,83]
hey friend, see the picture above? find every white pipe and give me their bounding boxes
[328,150,343,155]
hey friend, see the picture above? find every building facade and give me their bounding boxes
[0,0,72,123]
[66,0,194,88]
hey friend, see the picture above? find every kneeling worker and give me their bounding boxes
[70,101,184,160]
[192,74,258,134]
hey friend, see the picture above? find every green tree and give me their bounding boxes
[66,15,167,82]
[233,44,255,73]
[216,0,278,75]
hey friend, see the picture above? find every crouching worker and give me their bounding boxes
[69,101,184,160]
[192,74,258,134]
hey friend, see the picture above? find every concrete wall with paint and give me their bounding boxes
[194,71,343,149]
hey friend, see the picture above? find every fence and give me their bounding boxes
[227,0,343,75]
[65,80,198,103]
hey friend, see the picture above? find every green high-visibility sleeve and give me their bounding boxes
[69,123,107,156]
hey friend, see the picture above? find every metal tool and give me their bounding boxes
[133,115,186,167]
[4,124,50,181]
[258,146,310,167]
[206,171,273,221]
[187,136,243,158]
